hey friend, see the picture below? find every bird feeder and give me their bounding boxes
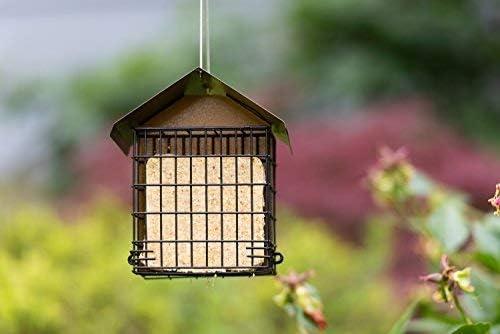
[110,67,290,278]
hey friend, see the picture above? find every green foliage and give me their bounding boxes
[451,323,490,334]
[388,300,419,334]
[426,199,470,253]
[274,271,327,333]
[367,148,500,332]
[289,0,500,144]
[473,215,500,272]
[0,196,399,334]
[461,270,500,327]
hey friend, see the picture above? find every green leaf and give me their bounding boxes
[296,308,317,334]
[388,299,419,334]
[408,318,456,333]
[273,288,290,307]
[491,324,500,334]
[461,269,500,322]
[451,323,491,334]
[408,171,434,197]
[473,216,500,272]
[473,253,500,274]
[427,199,470,253]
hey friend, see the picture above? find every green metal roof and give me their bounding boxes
[110,67,290,155]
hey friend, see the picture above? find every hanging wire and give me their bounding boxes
[199,0,210,72]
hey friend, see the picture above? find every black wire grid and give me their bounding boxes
[127,126,283,278]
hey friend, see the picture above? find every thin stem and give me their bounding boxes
[452,292,472,324]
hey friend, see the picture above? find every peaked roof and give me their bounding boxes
[110,67,290,155]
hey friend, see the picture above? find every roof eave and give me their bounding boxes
[109,67,291,155]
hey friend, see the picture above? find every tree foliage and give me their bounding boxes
[0,197,399,334]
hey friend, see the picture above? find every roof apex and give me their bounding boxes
[110,67,290,155]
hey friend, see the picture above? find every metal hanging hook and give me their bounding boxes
[200,0,210,72]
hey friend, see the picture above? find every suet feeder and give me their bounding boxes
[110,67,290,278]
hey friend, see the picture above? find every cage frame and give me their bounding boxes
[110,67,290,279]
[127,125,283,278]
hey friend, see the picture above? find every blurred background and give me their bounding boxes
[1,0,499,333]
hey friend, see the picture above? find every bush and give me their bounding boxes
[0,196,399,334]
[367,148,500,333]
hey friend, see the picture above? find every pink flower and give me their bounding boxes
[420,255,475,305]
[488,183,500,215]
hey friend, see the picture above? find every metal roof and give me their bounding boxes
[110,67,290,155]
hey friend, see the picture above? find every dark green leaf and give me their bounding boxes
[451,323,490,334]
[474,253,500,274]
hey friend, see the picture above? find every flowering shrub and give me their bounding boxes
[277,106,500,242]
[70,107,500,244]
[0,196,400,334]
[368,147,500,333]
[274,270,327,334]
[420,255,474,323]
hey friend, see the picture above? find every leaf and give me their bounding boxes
[474,253,500,274]
[474,216,500,255]
[296,308,318,334]
[461,269,500,322]
[473,216,500,272]
[450,323,491,334]
[491,324,500,334]
[408,318,456,333]
[388,299,419,334]
[408,171,434,197]
[427,199,470,253]
[273,288,290,307]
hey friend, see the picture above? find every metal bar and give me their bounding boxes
[189,130,194,267]
[129,249,154,253]
[135,269,275,278]
[204,129,209,267]
[246,255,273,258]
[133,133,265,141]
[133,153,269,159]
[135,265,269,270]
[135,126,269,131]
[249,128,254,267]
[234,129,239,267]
[159,129,164,268]
[143,129,149,268]
[265,127,271,267]
[219,131,224,267]
[174,130,179,267]
[272,133,277,256]
[133,182,267,187]
[133,211,269,215]
[246,246,273,250]
[133,239,274,243]
[132,130,138,264]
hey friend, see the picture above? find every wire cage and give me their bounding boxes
[127,125,283,278]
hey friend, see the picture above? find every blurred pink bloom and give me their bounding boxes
[488,183,500,215]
